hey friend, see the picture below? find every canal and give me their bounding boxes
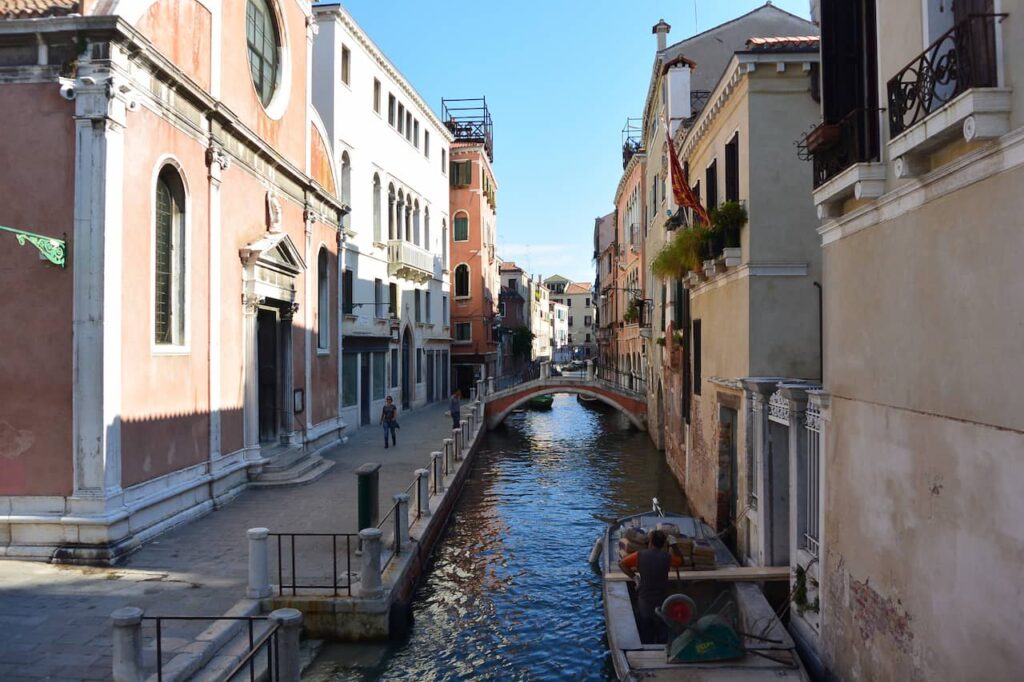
[306,393,687,680]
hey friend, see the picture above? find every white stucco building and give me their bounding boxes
[313,3,453,429]
[550,302,569,362]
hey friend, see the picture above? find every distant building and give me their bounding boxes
[447,98,499,396]
[594,212,619,370]
[550,302,570,362]
[529,276,552,361]
[546,277,596,359]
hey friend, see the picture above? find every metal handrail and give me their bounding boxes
[404,475,420,520]
[376,500,402,568]
[594,364,647,396]
[268,532,357,596]
[141,616,270,682]
[222,621,280,682]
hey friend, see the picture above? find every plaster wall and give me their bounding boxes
[135,0,212,93]
[0,84,75,497]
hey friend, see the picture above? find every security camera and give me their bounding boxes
[59,82,76,101]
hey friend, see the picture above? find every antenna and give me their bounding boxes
[693,0,698,33]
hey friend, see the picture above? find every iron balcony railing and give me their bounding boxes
[802,107,881,189]
[887,13,1005,138]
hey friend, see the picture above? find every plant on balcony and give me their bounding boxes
[623,298,640,324]
[709,201,747,250]
[672,331,685,345]
[652,225,710,278]
[511,326,535,360]
[656,336,666,347]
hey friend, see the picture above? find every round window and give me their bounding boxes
[246,0,280,108]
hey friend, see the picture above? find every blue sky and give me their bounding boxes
[341,1,811,283]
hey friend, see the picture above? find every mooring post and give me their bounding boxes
[443,437,455,464]
[246,527,272,599]
[393,493,410,553]
[452,428,461,459]
[268,608,304,682]
[415,468,430,516]
[431,451,443,493]
[358,528,383,598]
[460,419,469,451]
[111,607,144,682]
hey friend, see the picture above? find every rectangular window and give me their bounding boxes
[586,333,591,342]
[424,131,430,158]
[425,291,432,323]
[585,298,590,307]
[499,302,506,316]
[397,104,405,134]
[455,322,472,341]
[450,160,472,187]
[660,283,666,332]
[372,352,385,400]
[454,216,469,241]
[389,283,398,317]
[441,148,447,173]
[508,279,517,292]
[406,112,412,141]
[388,94,396,126]
[725,133,739,202]
[674,280,684,329]
[343,269,354,315]
[341,45,351,85]
[374,278,384,318]
[342,354,357,406]
[413,120,420,148]
[373,79,381,113]
[693,319,702,395]
[416,348,423,383]
[584,316,592,326]
[442,295,448,325]
[568,316,574,326]
[705,160,718,210]
[692,181,702,224]
[391,348,399,387]
[317,250,330,351]
[567,298,572,307]
[414,289,422,323]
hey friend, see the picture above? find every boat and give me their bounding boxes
[577,394,604,408]
[526,394,553,410]
[592,501,808,681]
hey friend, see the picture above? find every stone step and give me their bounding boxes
[259,445,306,472]
[249,457,335,489]
[149,600,262,682]
[257,454,321,481]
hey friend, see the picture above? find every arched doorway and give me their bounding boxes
[401,326,413,409]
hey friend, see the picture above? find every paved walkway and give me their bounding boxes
[0,402,456,681]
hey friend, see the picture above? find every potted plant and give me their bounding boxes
[652,225,709,280]
[656,336,666,347]
[709,200,748,250]
[623,298,640,324]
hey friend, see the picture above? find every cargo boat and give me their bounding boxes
[592,504,808,681]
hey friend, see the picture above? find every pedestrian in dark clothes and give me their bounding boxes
[449,389,461,430]
[380,396,398,448]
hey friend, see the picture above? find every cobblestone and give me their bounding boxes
[0,402,455,680]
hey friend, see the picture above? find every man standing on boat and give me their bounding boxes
[618,530,683,643]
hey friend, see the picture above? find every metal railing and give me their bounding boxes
[594,364,647,396]
[376,499,402,569]
[493,364,541,391]
[142,616,275,682]
[804,107,881,188]
[404,475,421,521]
[803,402,822,558]
[887,13,1005,137]
[268,532,357,596]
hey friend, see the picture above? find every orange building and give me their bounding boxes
[445,98,499,395]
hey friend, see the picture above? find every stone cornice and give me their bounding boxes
[314,3,454,143]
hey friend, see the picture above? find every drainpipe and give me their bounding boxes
[813,281,823,382]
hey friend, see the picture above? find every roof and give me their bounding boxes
[565,283,593,295]
[0,0,79,17]
[745,35,820,51]
[499,261,521,272]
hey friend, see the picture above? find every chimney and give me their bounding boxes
[652,19,671,51]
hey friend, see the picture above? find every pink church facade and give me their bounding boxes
[0,0,347,563]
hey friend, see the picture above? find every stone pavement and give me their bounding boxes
[0,402,456,681]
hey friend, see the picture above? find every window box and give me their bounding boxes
[803,122,841,154]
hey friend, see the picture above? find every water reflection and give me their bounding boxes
[307,394,687,681]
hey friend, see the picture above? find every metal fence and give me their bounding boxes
[268,532,358,596]
[803,402,821,558]
[594,364,646,395]
[493,364,541,392]
[142,616,277,682]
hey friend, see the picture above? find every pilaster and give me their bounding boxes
[206,143,230,461]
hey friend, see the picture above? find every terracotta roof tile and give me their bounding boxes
[0,0,79,18]
[745,35,820,51]
[565,283,592,295]
[499,261,520,271]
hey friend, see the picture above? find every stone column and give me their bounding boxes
[431,452,443,493]
[241,286,263,459]
[781,384,810,565]
[487,376,494,395]
[246,527,272,599]
[268,608,304,682]
[415,468,431,516]
[358,528,383,598]
[206,144,229,461]
[394,493,410,553]
[586,359,595,381]
[452,429,461,460]
[443,440,453,476]
[741,378,778,567]
[279,304,297,445]
[111,607,143,682]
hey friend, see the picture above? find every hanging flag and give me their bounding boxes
[666,128,710,226]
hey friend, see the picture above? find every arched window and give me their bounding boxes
[246,0,279,107]
[453,211,469,241]
[441,219,448,269]
[413,200,420,246]
[388,183,396,240]
[373,174,382,242]
[424,207,430,249]
[396,190,405,241]
[154,165,187,346]
[454,263,470,298]
[317,247,330,350]
[405,202,412,242]
[341,152,351,229]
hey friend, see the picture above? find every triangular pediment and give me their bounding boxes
[241,232,306,277]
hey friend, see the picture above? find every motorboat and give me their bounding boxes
[591,502,808,681]
[526,394,554,410]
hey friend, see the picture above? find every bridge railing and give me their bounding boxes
[493,365,541,392]
[594,364,647,396]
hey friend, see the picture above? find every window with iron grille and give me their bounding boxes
[154,167,186,346]
[802,402,822,557]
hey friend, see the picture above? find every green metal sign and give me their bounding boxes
[0,224,65,268]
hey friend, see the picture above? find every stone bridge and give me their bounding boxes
[478,363,647,430]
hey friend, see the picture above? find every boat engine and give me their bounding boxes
[657,594,745,663]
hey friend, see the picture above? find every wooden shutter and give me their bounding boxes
[725,134,739,203]
[955,0,997,88]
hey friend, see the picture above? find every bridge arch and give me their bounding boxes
[486,385,646,431]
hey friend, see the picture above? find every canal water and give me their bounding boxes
[306,393,687,681]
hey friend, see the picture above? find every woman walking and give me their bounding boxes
[449,389,461,430]
[380,396,398,448]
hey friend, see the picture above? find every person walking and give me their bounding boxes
[380,396,398,449]
[449,389,461,430]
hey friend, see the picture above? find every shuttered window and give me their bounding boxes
[449,160,472,187]
[705,160,718,210]
[725,133,739,202]
[454,215,469,241]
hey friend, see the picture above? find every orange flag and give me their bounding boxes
[667,128,710,226]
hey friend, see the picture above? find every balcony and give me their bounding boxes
[802,108,885,218]
[886,13,1010,175]
[443,97,494,161]
[387,240,433,283]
